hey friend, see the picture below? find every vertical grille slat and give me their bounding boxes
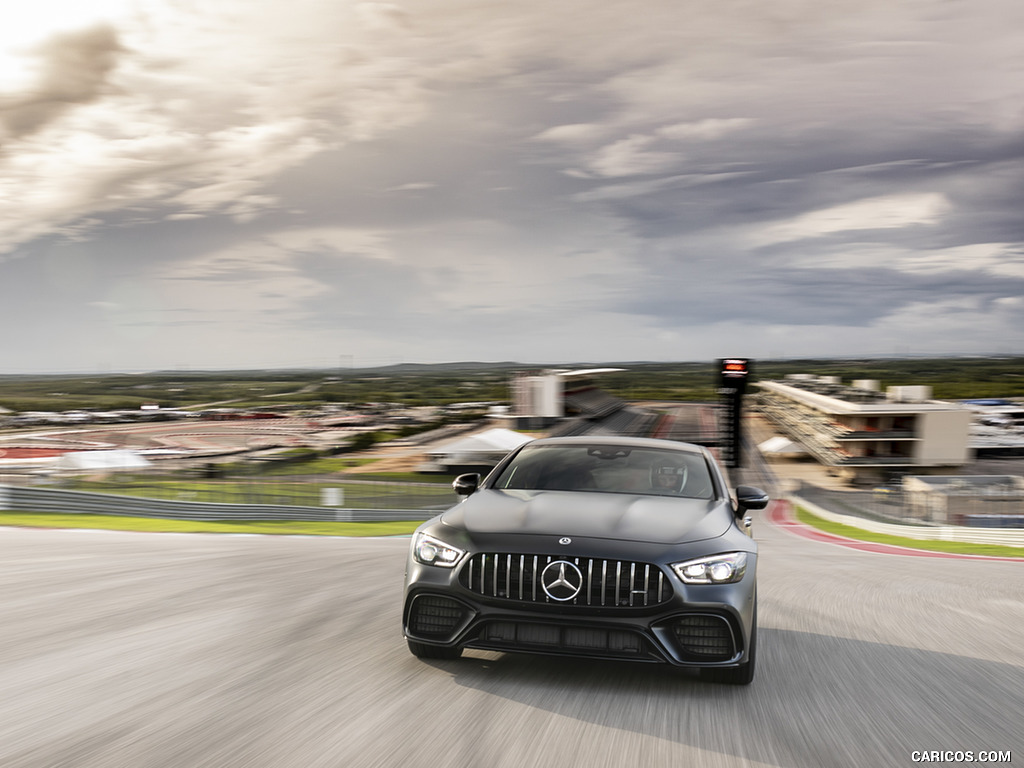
[460,554,673,607]
[518,555,525,600]
[615,562,622,606]
[532,556,538,601]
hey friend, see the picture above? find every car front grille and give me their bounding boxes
[671,614,737,661]
[460,553,672,607]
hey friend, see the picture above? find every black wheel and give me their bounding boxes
[700,607,757,685]
[407,639,462,660]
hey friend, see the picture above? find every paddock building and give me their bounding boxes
[756,375,972,485]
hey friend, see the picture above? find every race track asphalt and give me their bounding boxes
[0,511,1020,768]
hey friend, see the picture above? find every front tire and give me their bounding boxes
[700,607,757,685]
[407,639,462,660]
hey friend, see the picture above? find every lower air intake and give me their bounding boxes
[671,615,736,661]
[479,621,647,657]
[408,595,469,639]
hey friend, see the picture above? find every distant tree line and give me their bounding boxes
[1,356,1021,414]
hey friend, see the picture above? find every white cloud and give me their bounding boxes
[657,118,755,141]
[386,182,437,192]
[0,0,450,254]
[532,123,604,144]
[269,228,396,262]
[783,243,1023,276]
[754,193,951,245]
[587,135,682,178]
[572,172,752,202]
[0,0,136,88]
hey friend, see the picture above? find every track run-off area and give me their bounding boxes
[0,506,1020,768]
[768,500,1024,563]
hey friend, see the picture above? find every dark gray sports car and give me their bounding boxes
[402,436,769,684]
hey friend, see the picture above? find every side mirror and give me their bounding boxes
[453,473,481,497]
[735,485,769,513]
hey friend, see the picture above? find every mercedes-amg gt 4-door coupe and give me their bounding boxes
[402,436,769,684]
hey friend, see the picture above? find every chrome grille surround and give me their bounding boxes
[460,553,672,607]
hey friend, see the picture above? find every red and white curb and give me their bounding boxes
[765,500,1024,562]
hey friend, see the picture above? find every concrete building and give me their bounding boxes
[511,371,564,426]
[507,368,627,429]
[756,375,972,484]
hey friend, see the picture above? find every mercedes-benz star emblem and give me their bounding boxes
[559,537,572,545]
[540,560,583,602]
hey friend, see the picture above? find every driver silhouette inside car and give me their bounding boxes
[651,463,687,494]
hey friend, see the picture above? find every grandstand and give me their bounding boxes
[547,386,661,438]
[519,372,720,447]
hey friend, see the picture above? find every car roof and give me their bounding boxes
[524,435,711,456]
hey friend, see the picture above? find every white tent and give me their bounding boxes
[758,436,808,457]
[427,428,532,467]
[54,450,152,472]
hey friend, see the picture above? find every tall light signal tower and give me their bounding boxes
[717,358,752,468]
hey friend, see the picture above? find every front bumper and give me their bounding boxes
[403,555,756,668]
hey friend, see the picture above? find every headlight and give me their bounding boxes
[671,552,747,584]
[412,533,465,568]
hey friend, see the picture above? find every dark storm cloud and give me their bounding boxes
[611,264,1024,328]
[4,0,1024,370]
[576,122,1024,248]
[0,25,125,140]
[268,79,601,228]
[259,48,1024,359]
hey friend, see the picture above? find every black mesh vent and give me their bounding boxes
[460,553,672,607]
[479,621,647,656]
[671,615,736,661]
[408,595,469,639]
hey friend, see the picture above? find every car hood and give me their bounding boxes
[440,488,732,545]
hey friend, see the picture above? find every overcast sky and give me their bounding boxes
[2,0,1023,373]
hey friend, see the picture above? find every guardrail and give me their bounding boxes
[791,494,1024,547]
[6,483,1021,544]
[0,484,438,523]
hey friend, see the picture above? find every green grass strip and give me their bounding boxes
[351,471,458,483]
[0,511,420,537]
[794,506,1024,559]
[10,503,1017,552]
[69,478,457,500]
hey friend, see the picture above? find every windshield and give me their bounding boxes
[492,444,715,499]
